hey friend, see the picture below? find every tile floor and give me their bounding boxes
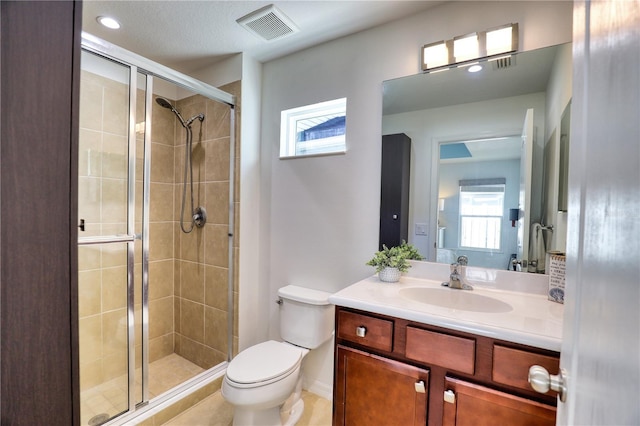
[161,390,333,426]
[81,354,205,425]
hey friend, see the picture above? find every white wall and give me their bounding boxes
[258,0,572,398]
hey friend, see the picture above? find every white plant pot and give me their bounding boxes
[379,267,401,283]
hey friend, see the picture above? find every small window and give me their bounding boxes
[459,179,505,251]
[280,98,347,158]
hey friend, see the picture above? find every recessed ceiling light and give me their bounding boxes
[468,64,483,73]
[97,16,121,30]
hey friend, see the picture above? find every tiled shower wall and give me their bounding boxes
[78,69,240,392]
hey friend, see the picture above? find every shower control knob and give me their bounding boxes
[193,206,207,228]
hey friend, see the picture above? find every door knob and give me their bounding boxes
[528,365,567,402]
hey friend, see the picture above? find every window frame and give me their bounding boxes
[279,97,347,159]
[458,179,506,252]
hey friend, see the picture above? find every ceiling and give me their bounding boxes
[82,1,444,72]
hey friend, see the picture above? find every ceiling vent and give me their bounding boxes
[237,4,299,41]
[491,55,516,70]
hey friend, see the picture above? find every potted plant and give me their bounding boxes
[366,241,425,282]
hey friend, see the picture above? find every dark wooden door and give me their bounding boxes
[442,377,556,426]
[1,1,82,424]
[334,345,429,426]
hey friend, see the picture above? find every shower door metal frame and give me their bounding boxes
[80,31,237,418]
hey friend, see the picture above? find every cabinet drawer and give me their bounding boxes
[492,345,560,394]
[337,310,393,352]
[406,326,475,374]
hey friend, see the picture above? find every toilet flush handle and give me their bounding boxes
[275,298,283,305]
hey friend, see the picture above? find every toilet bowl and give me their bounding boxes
[222,285,334,426]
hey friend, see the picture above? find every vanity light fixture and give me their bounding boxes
[97,16,121,30]
[421,23,518,72]
[453,33,479,63]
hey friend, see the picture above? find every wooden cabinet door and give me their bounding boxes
[442,377,556,426]
[334,345,429,426]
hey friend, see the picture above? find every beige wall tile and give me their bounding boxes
[102,133,128,179]
[204,225,229,268]
[78,245,101,272]
[79,270,101,318]
[149,222,174,261]
[101,242,127,268]
[79,74,103,132]
[78,176,101,225]
[78,129,102,178]
[103,350,128,382]
[205,98,231,141]
[179,299,204,342]
[102,308,128,357]
[149,296,174,339]
[150,182,174,222]
[149,333,174,363]
[204,307,228,354]
[203,137,230,183]
[101,266,127,312]
[102,83,128,136]
[149,260,173,300]
[179,227,204,263]
[180,261,205,303]
[152,100,177,146]
[204,265,228,311]
[79,358,103,391]
[79,315,102,364]
[204,182,229,226]
[101,178,127,224]
[151,142,175,184]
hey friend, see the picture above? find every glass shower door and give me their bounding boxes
[77,50,137,425]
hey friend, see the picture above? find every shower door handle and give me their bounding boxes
[78,234,136,245]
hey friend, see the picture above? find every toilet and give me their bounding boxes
[222,285,334,426]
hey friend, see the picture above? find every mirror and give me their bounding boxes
[382,42,572,272]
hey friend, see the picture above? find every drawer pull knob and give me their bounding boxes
[528,365,567,402]
[444,389,456,404]
[414,380,426,394]
[355,326,367,337]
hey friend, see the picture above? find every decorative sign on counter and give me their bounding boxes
[548,253,566,304]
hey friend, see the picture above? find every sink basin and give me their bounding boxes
[399,287,513,313]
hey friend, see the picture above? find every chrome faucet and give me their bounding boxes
[442,256,473,290]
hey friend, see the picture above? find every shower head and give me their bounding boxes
[155,97,174,110]
[155,97,204,128]
[156,97,187,128]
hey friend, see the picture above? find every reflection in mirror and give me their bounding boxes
[382,42,572,273]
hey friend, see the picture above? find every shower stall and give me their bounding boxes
[77,33,237,425]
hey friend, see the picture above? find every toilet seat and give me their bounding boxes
[226,340,303,387]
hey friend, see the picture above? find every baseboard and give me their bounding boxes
[303,378,333,401]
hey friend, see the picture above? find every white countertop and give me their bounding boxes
[329,272,563,352]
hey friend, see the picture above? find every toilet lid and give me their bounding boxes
[226,340,303,384]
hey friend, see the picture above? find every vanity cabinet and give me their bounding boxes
[333,307,560,426]
[334,345,429,426]
[442,377,556,426]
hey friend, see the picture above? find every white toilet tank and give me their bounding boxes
[277,285,334,349]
